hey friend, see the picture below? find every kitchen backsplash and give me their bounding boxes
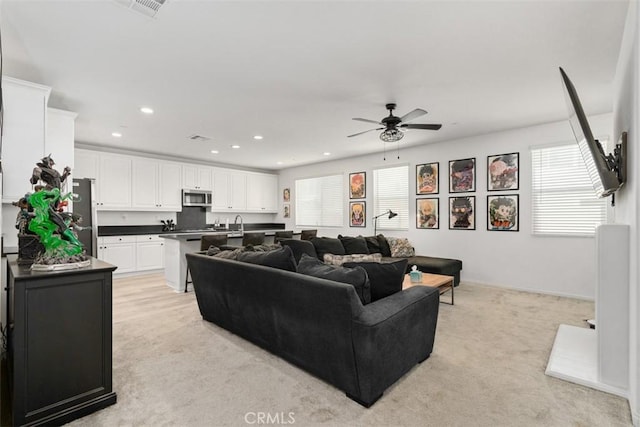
[97,211,177,226]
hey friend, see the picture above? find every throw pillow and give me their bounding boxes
[280,239,318,263]
[245,243,281,252]
[297,253,371,305]
[364,236,382,254]
[338,235,370,255]
[376,234,392,257]
[343,258,408,302]
[323,253,382,266]
[310,237,346,260]
[386,237,415,257]
[236,245,297,272]
[213,248,244,259]
[206,246,222,256]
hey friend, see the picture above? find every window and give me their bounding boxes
[531,141,608,236]
[295,174,343,227]
[373,165,409,230]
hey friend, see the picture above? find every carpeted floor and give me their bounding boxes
[68,275,632,427]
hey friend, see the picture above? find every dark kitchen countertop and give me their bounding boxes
[98,223,286,237]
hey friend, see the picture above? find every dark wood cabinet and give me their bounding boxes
[6,256,117,426]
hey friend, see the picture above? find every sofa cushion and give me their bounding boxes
[376,234,392,257]
[343,258,408,302]
[280,239,318,263]
[364,236,382,254]
[338,235,369,255]
[298,253,371,305]
[386,237,415,257]
[323,253,382,266]
[311,237,346,260]
[236,246,297,272]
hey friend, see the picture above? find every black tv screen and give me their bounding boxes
[559,67,622,198]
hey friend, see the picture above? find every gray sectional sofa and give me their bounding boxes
[186,247,440,407]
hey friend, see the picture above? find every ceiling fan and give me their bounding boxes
[348,103,442,142]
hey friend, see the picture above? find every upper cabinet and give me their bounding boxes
[97,154,131,209]
[131,158,182,211]
[73,150,99,180]
[182,165,212,191]
[2,77,51,203]
[212,168,246,211]
[46,108,77,175]
[246,172,278,212]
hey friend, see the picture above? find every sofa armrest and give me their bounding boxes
[351,286,439,404]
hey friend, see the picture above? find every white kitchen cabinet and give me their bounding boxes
[97,236,136,274]
[2,77,50,203]
[182,165,212,190]
[131,159,182,211]
[74,149,99,179]
[246,172,278,212]
[135,235,165,271]
[97,154,132,209]
[46,108,77,176]
[212,168,246,211]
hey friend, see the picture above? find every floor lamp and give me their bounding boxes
[373,210,397,235]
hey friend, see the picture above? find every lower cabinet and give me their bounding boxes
[97,235,164,274]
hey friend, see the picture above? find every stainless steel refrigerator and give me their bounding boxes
[72,178,97,257]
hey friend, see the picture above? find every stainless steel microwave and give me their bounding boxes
[182,189,212,207]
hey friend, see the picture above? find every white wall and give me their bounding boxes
[613,0,639,423]
[279,114,613,300]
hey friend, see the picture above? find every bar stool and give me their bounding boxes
[242,232,266,246]
[185,234,229,293]
[274,230,293,244]
[300,229,318,241]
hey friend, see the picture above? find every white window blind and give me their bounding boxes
[295,174,344,227]
[531,142,608,236]
[373,165,409,230]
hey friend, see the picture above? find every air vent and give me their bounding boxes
[113,0,167,18]
[188,134,212,142]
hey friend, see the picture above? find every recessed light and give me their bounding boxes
[323,152,331,156]
[276,161,283,165]
[210,150,219,154]
[231,145,240,149]
[140,107,154,114]
[111,132,122,138]
[253,135,263,140]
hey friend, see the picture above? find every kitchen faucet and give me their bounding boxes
[234,214,244,233]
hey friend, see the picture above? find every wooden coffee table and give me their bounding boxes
[403,273,454,305]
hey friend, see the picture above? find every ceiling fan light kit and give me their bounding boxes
[349,103,442,144]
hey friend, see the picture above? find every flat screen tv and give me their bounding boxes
[559,67,625,198]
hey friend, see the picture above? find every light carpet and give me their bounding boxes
[68,275,632,427]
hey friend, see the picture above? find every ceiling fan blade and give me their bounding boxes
[399,108,427,123]
[347,127,384,138]
[400,123,442,130]
[353,118,383,125]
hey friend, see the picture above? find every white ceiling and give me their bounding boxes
[0,0,629,171]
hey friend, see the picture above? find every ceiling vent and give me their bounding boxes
[188,134,212,142]
[113,0,167,18]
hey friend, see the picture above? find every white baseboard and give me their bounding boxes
[461,280,594,301]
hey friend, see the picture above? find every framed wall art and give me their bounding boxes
[349,172,366,199]
[487,194,519,231]
[416,198,439,229]
[487,152,519,191]
[449,196,475,230]
[283,188,290,202]
[449,158,476,193]
[349,201,366,227]
[283,203,290,218]
[416,162,439,195]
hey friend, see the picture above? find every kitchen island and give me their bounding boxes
[160,229,288,292]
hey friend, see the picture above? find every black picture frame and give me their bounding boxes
[449,158,476,193]
[416,198,439,229]
[349,201,366,227]
[416,162,439,195]
[449,196,475,230]
[487,152,519,191]
[487,194,519,231]
[349,172,366,199]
